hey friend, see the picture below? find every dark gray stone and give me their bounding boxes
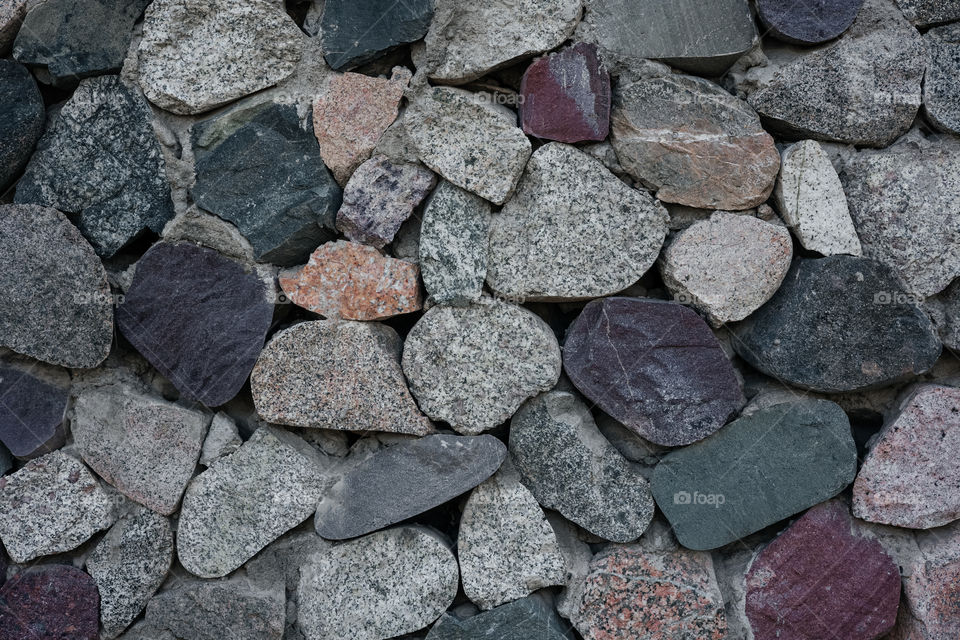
[651,399,857,550]
[924,24,960,136]
[756,0,864,45]
[0,60,43,191]
[732,256,942,392]
[427,597,571,640]
[0,363,68,459]
[191,102,341,267]
[895,0,960,25]
[320,0,434,70]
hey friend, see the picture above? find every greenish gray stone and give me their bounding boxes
[320,0,434,70]
[427,597,571,640]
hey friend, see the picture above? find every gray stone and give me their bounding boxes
[0,204,113,368]
[0,60,43,191]
[924,24,960,136]
[926,279,960,351]
[402,299,562,434]
[176,427,325,578]
[0,362,68,459]
[315,434,506,540]
[487,142,668,301]
[14,76,175,257]
[426,596,572,640]
[595,413,669,473]
[199,412,242,467]
[895,0,960,25]
[320,0,433,70]
[161,206,256,263]
[0,0,26,54]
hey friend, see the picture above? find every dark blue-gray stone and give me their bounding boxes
[427,597,571,640]
[757,0,864,45]
[191,102,341,266]
[0,61,44,192]
[320,0,434,70]
[0,364,68,459]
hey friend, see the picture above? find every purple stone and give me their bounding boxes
[0,364,68,459]
[0,565,100,640]
[756,0,864,45]
[563,297,743,446]
[520,42,611,143]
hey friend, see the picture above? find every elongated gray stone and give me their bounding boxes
[0,60,43,191]
[924,24,960,136]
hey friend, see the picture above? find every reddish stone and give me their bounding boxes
[279,241,422,321]
[892,520,960,639]
[745,501,901,640]
[520,42,611,143]
[0,565,99,640]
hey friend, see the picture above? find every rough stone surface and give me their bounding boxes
[745,501,901,640]
[252,320,432,434]
[510,390,655,543]
[564,297,744,447]
[660,212,793,326]
[894,521,960,639]
[137,0,302,114]
[924,24,960,136]
[757,0,864,45]
[611,74,779,210]
[0,205,113,368]
[732,256,942,392]
[15,75,174,257]
[116,242,274,407]
[0,451,113,562]
[316,434,506,540]
[405,87,532,205]
[177,427,325,578]
[895,0,960,25]
[652,399,857,550]
[402,299,562,434]
[774,139,862,256]
[927,279,960,351]
[298,526,459,640]
[487,143,668,301]
[0,363,68,459]
[199,412,242,467]
[0,565,100,640]
[0,60,43,191]
[320,0,433,70]
[0,0,27,54]
[427,597,571,640]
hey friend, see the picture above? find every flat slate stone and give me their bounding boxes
[564,297,744,447]
[0,565,99,640]
[732,256,942,392]
[116,242,274,407]
[651,399,857,550]
[924,24,960,136]
[320,0,433,70]
[757,0,864,45]
[0,363,68,459]
[0,60,43,191]
[14,75,174,257]
[427,597,571,640]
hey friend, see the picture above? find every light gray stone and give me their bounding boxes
[895,0,960,26]
[924,23,960,136]
[926,279,960,351]
[199,412,242,467]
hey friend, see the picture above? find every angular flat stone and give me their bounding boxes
[14,76,174,257]
[924,24,960,136]
[487,142,668,301]
[88,506,173,639]
[316,434,506,540]
[177,427,325,578]
[405,87,532,205]
[659,212,793,325]
[0,60,43,191]
[0,0,26,54]
[0,205,113,368]
[251,320,432,434]
[895,520,960,639]
[137,0,302,114]
[0,451,114,562]
[774,139,862,256]
[402,299,561,434]
[564,297,744,447]
[116,242,275,407]
[320,0,433,70]
[73,382,210,515]
[611,74,779,210]
[191,102,342,266]
[895,0,960,25]
[199,412,242,467]
[427,597,571,640]
[732,256,942,392]
[298,526,459,640]
[0,565,99,640]
[745,501,901,640]
[757,0,864,45]
[651,399,857,550]
[510,390,655,543]
[0,363,68,459]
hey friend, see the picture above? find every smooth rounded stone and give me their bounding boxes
[427,596,571,640]
[520,43,610,143]
[137,0,301,114]
[0,60,43,191]
[651,399,857,550]
[177,427,325,578]
[0,0,26,53]
[320,0,433,70]
[199,412,242,467]
[564,297,744,447]
[0,451,114,562]
[13,0,149,83]
[419,180,492,306]
[510,391,655,543]
[87,506,173,639]
[316,434,506,540]
[14,76,174,257]
[0,363,68,459]
[251,320,432,434]
[298,526,459,640]
[732,256,942,392]
[757,0,864,44]
[745,501,901,640]
[486,142,668,301]
[405,87,533,205]
[842,134,960,297]
[116,242,274,407]
[458,461,566,610]
[895,0,960,25]
[773,139,862,256]
[853,385,960,529]
[0,205,113,368]
[402,299,562,434]
[415,0,580,84]
[894,521,960,639]
[0,565,99,640]
[924,24,960,135]
[611,74,779,211]
[72,382,210,515]
[191,102,342,266]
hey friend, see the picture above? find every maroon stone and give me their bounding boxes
[520,42,611,143]
[745,501,901,640]
[0,565,100,640]
[563,297,743,446]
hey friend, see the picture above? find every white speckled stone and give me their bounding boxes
[199,412,242,467]
[923,23,960,136]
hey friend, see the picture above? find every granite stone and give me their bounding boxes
[0,60,43,191]
[924,24,960,136]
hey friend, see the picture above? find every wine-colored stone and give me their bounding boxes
[0,565,99,640]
